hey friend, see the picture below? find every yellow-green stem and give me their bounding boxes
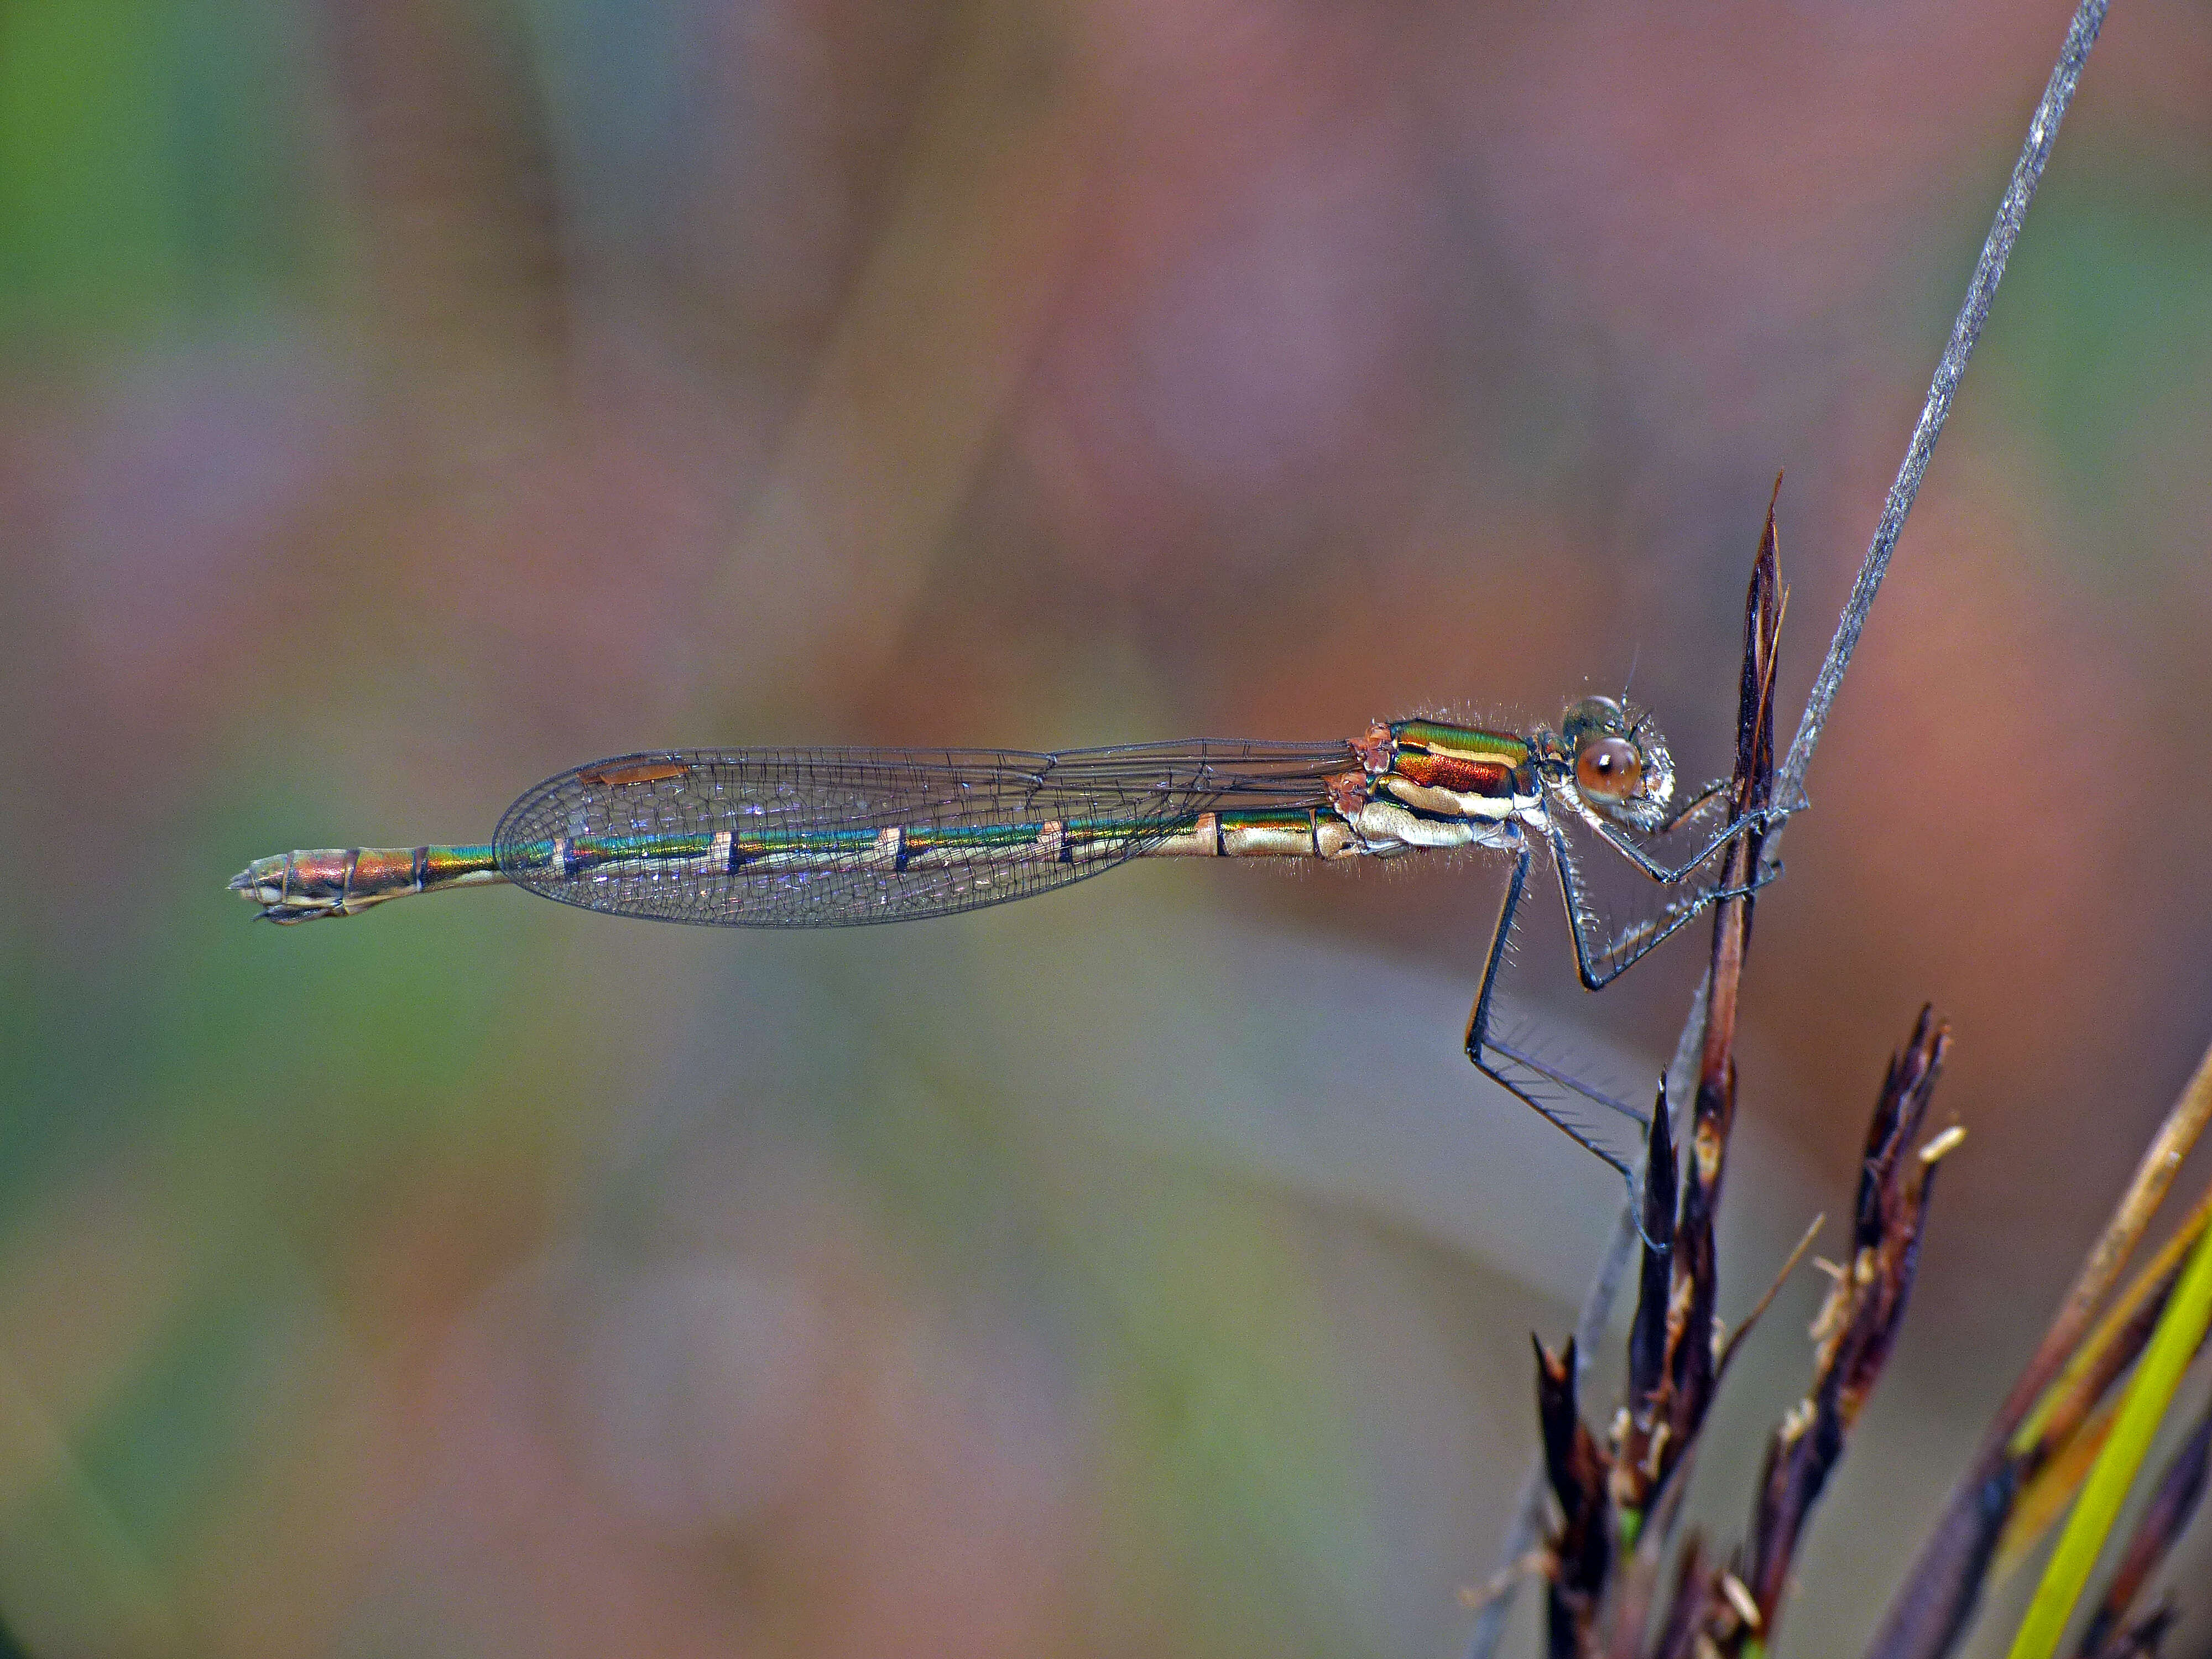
[2005,1210,2212,1659]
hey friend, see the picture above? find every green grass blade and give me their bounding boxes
[2005,1210,2212,1659]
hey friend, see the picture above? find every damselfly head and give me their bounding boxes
[1558,696,1676,830]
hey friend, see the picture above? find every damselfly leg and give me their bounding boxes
[1463,789,1776,1182]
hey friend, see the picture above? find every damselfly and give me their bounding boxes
[231,698,1768,1180]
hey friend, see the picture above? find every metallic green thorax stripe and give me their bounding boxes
[1388,720,1530,767]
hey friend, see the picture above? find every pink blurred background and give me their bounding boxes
[3,1,2210,1653]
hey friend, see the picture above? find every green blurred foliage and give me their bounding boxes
[0,0,328,339]
[1983,168,2212,575]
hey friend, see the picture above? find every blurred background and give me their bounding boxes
[4,1,2211,1654]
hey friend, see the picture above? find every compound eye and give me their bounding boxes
[1561,696,1622,747]
[1575,735,1643,801]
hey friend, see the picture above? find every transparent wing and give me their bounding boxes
[492,742,1356,927]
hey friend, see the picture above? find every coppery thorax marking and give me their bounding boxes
[1394,752,1514,796]
[1326,769,1371,818]
[1350,723,1395,775]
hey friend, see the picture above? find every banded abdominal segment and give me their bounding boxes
[229,844,504,922]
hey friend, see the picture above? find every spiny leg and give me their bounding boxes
[1652,775,1732,834]
[1580,790,1780,885]
[1465,832,1648,1186]
[1552,821,1776,993]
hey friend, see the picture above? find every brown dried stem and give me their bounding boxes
[1526,498,1783,1659]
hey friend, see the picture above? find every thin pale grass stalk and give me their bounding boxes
[2004,1219,2212,1659]
[1465,6,2108,1648]
[1714,1211,1827,1381]
[2014,1185,2212,1462]
[1866,1040,2212,1659]
[1773,0,2108,812]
